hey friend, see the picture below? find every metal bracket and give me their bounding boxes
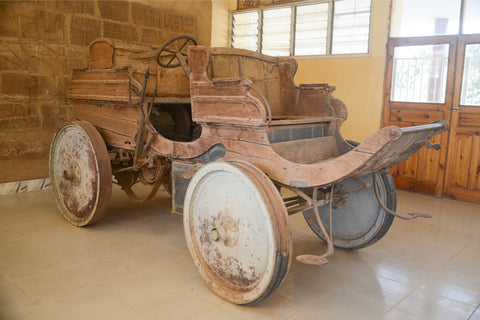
[425,142,442,151]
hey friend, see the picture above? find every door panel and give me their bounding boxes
[382,36,455,197]
[444,36,480,202]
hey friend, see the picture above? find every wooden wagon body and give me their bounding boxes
[50,35,448,305]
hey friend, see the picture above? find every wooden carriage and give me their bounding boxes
[50,35,448,305]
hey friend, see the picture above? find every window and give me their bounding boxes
[230,11,259,51]
[390,0,480,37]
[230,0,372,57]
[390,44,449,103]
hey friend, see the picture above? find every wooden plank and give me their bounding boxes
[469,135,480,191]
[96,127,136,150]
[389,109,444,123]
[446,186,480,203]
[403,154,418,180]
[72,103,139,123]
[192,97,265,126]
[270,136,338,164]
[451,135,472,188]
[72,105,139,138]
[68,94,136,104]
[73,69,131,80]
[269,116,335,126]
[424,135,441,183]
[458,112,480,128]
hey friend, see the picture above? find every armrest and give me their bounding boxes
[211,77,242,86]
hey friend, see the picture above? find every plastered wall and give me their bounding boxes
[0,0,212,183]
[294,0,390,142]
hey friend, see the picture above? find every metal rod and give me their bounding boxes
[372,173,432,220]
[134,69,150,165]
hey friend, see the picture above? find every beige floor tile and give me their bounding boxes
[89,305,149,320]
[277,266,349,306]
[118,236,184,268]
[221,293,301,320]
[340,273,415,308]
[417,274,480,307]
[452,244,480,268]
[440,259,480,287]
[470,307,480,320]
[295,288,388,320]
[0,281,54,319]
[0,243,65,281]
[372,258,436,287]
[382,308,425,320]
[286,309,336,320]
[0,225,25,243]
[396,288,477,320]
[190,304,249,320]
[97,267,175,305]
[148,254,200,286]
[38,283,122,320]
[15,266,91,302]
[0,281,35,309]
[131,279,222,319]
[0,303,55,320]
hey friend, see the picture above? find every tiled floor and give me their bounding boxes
[0,185,479,320]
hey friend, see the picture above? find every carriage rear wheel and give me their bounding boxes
[183,161,292,305]
[49,121,112,226]
[303,169,396,250]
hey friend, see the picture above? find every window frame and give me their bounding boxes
[229,0,373,58]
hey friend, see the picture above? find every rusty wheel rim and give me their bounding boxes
[50,121,112,226]
[184,161,291,305]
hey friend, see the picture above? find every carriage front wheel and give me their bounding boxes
[183,161,292,305]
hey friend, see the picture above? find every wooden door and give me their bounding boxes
[382,36,456,197]
[444,35,480,202]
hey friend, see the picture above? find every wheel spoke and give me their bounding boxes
[162,47,178,54]
[178,39,189,53]
[166,54,177,66]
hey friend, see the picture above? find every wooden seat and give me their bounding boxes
[188,46,347,131]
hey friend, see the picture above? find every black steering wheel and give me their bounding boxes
[155,34,199,69]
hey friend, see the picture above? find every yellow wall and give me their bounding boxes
[294,0,391,141]
[211,0,237,47]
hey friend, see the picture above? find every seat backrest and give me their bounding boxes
[207,48,298,116]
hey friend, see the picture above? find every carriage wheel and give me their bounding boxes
[49,121,112,226]
[303,170,396,250]
[183,161,292,305]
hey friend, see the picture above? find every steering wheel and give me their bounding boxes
[156,34,199,69]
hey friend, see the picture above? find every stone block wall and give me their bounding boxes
[0,0,211,183]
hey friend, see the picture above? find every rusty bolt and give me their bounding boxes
[390,129,399,138]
